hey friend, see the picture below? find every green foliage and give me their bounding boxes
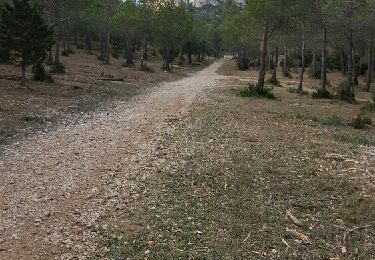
[338,80,355,102]
[0,0,53,75]
[32,62,52,82]
[61,49,70,57]
[334,133,375,146]
[321,115,344,126]
[50,62,65,73]
[22,116,44,124]
[312,88,332,99]
[266,77,282,87]
[351,113,373,129]
[237,83,276,99]
[153,1,193,50]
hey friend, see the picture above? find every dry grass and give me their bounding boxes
[93,60,375,259]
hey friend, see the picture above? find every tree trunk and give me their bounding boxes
[100,31,105,60]
[48,48,53,64]
[367,41,373,91]
[21,63,26,87]
[312,51,316,76]
[55,40,60,65]
[353,49,358,86]
[74,30,77,46]
[298,40,305,91]
[62,24,66,51]
[283,46,288,75]
[126,39,133,65]
[165,48,171,71]
[321,26,327,91]
[188,52,192,64]
[257,23,268,90]
[346,32,354,97]
[86,34,92,54]
[340,49,346,76]
[271,45,278,81]
[105,31,110,64]
[143,41,148,60]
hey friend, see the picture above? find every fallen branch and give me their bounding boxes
[286,210,303,226]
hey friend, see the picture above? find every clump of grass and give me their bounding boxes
[321,115,344,126]
[32,62,53,82]
[312,88,332,99]
[139,64,154,73]
[351,113,373,129]
[334,133,375,146]
[266,77,282,87]
[50,62,65,73]
[22,116,45,124]
[237,83,276,99]
[360,102,374,112]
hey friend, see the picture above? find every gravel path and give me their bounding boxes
[0,61,225,259]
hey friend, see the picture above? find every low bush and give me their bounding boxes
[139,64,154,73]
[32,62,52,82]
[351,113,372,129]
[266,77,282,87]
[50,62,65,73]
[312,88,332,99]
[237,83,276,99]
[61,49,70,57]
[338,80,355,102]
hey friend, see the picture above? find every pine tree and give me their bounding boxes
[0,0,53,86]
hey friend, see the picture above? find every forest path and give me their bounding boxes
[0,60,225,259]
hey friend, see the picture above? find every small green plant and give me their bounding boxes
[22,116,45,124]
[351,113,372,129]
[360,102,374,112]
[50,62,65,73]
[295,112,305,119]
[334,133,375,146]
[321,115,344,126]
[312,88,332,99]
[237,83,276,99]
[266,77,282,87]
[61,49,70,57]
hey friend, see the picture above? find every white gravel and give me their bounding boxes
[0,61,225,259]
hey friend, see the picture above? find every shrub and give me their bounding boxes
[237,83,276,99]
[283,71,292,78]
[112,51,120,59]
[266,77,282,87]
[139,64,154,73]
[22,116,45,124]
[338,80,355,102]
[312,88,332,99]
[237,57,249,71]
[61,49,70,57]
[322,115,344,126]
[351,113,372,129]
[32,62,53,82]
[50,62,65,73]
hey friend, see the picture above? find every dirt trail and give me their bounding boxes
[0,61,225,259]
